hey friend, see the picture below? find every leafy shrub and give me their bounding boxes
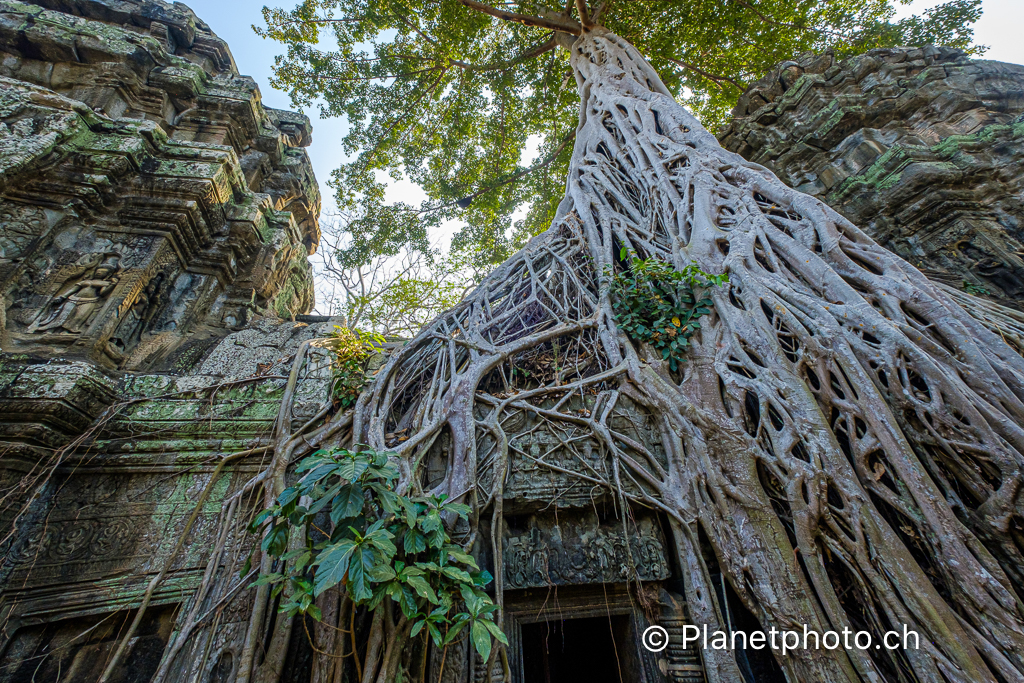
[608,249,728,371]
[323,327,385,409]
[248,447,507,661]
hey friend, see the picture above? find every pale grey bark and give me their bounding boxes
[142,27,1024,683]
[350,29,1024,682]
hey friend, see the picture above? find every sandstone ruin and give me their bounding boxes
[2,2,1024,683]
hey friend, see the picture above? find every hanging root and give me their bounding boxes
[72,28,1024,683]
[340,28,1024,683]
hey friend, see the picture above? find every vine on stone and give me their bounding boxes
[608,250,728,371]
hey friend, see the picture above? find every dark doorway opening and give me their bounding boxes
[521,615,627,683]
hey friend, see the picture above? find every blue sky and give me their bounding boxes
[190,0,1024,221]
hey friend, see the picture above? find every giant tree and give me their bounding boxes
[259,0,982,268]
[237,2,1024,682]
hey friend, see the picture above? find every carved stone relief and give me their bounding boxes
[0,605,177,683]
[0,204,56,261]
[26,252,121,335]
[502,509,671,590]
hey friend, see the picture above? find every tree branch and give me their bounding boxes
[449,35,559,72]
[729,0,849,41]
[575,0,593,28]
[458,0,581,35]
[591,0,613,25]
[463,129,578,204]
[667,58,745,91]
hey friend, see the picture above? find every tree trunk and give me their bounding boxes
[353,28,1024,682]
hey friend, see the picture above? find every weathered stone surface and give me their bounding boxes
[502,509,670,589]
[0,0,321,371]
[719,46,1024,306]
[0,2,330,681]
[0,316,339,683]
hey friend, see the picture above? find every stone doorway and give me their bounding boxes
[503,585,667,683]
[521,614,630,683]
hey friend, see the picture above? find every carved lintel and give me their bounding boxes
[502,510,670,590]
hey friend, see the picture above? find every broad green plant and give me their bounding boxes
[247,447,508,661]
[608,250,728,371]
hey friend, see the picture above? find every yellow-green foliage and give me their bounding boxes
[325,326,385,408]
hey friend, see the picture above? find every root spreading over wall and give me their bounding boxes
[350,30,1024,683]
[137,29,1024,683]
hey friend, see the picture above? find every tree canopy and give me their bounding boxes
[257,0,982,270]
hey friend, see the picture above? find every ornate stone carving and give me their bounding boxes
[720,46,1024,307]
[26,253,121,334]
[502,510,671,589]
[0,2,329,679]
[0,0,321,370]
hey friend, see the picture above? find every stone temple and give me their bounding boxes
[0,0,338,680]
[1,2,1024,682]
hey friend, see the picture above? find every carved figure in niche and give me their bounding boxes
[26,253,120,334]
[111,268,169,353]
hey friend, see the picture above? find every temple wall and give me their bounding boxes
[6,3,1024,681]
[0,2,332,681]
[720,46,1024,308]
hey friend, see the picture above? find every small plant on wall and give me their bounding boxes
[324,327,385,409]
[607,249,728,371]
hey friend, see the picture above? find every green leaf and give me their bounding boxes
[482,619,508,644]
[298,463,336,485]
[307,482,342,515]
[261,524,289,556]
[399,565,425,578]
[445,547,479,570]
[337,455,370,482]
[426,622,443,648]
[367,481,402,514]
[398,585,419,617]
[366,562,397,582]
[404,575,439,604]
[364,527,398,558]
[426,525,447,549]
[248,508,274,533]
[250,572,283,588]
[411,620,426,638]
[277,487,300,508]
[443,502,472,519]
[240,554,252,578]
[347,545,381,602]
[331,483,364,523]
[312,539,356,596]
[471,621,492,661]
[401,499,418,529]
[419,509,442,534]
[404,528,428,554]
[445,619,469,644]
[441,566,473,583]
[293,551,312,574]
